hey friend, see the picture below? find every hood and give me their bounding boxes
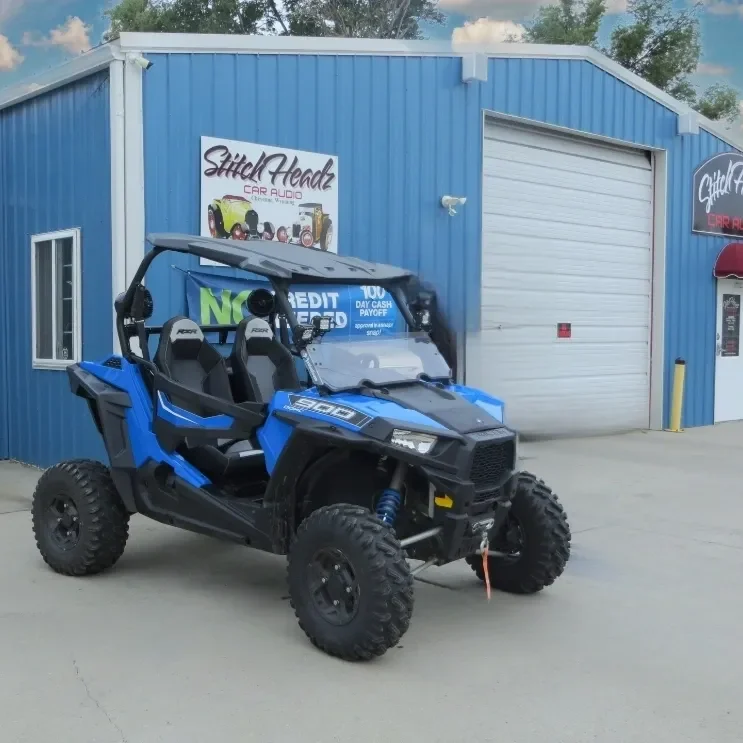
[273,382,507,438]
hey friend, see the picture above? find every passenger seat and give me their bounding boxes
[229,314,301,403]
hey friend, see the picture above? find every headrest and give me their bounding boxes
[168,317,204,343]
[241,314,273,341]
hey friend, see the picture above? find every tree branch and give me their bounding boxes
[267,0,289,33]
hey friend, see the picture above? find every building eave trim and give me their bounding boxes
[0,44,121,113]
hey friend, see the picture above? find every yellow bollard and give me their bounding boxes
[668,358,686,433]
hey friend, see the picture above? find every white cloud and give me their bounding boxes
[604,0,627,12]
[697,62,733,76]
[0,32,23,70]
[453,17,526,43]
[23,16,91,55]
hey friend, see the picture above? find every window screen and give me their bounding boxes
[32,231,80,367]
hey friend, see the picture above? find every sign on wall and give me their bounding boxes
[721,293,741,357]
[200,135,339,265]
[185,271,401,338]
[693,152,743,238]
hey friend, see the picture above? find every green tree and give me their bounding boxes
[695,84,739,122]
[283,0,444,39]
[525,0,606,47]
[105,0,444,41]
[105,0,267,40]
[524,0,739,123]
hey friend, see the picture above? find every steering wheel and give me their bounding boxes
[355,353,380,370]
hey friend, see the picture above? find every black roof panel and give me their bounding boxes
[147,233,413,283]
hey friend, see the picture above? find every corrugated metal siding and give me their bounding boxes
[0,71,112,467]
[141,53,734,429]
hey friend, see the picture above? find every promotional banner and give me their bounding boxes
[693,152,743,238]
[200,135,339,265]
[185,271,401,338]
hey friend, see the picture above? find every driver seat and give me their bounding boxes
[229,314,300,403]
[153,316,265,480]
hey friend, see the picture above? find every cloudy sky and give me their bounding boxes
[0,0,739,110]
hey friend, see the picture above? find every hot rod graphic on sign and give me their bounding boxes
[200,136,338,265]
[207,195,277,241]
[289,203,333,251]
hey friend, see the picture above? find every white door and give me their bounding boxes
[467,120,654,437]
[714,279,743,423]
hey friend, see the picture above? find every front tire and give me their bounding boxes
[32,460,130,577]
[466,471,570,594]
[287,504,414,661]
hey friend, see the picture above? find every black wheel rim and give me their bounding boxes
[307,547,360,626]
[46,495,81,551]
[494,515,525,562]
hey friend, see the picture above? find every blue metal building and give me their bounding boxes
[1,33,741,468]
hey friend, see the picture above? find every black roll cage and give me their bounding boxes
[115,236,458,378]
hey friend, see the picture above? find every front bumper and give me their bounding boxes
[404,464,517,563]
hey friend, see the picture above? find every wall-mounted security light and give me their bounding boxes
[441,195,467,216]
[127,53,153,71]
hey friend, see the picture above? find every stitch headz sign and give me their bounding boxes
[693,152,743,238]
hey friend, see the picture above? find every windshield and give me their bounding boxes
[304,332,451,391]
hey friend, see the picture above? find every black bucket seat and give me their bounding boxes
[153,316,265,480]
[229,314,300,403]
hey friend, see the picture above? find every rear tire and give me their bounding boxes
[287,504,414,661]
[32,460,130,577]
[466,471,570,594]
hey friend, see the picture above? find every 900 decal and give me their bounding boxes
[286,394,372,427]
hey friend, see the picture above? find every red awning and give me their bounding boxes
[714,243,743,279]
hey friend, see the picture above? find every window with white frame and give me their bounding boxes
[31,229,82,369]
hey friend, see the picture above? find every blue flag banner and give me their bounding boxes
[184,271,402,338]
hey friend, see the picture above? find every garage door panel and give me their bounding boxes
[483,157,652,200]
[477,327,650,350]
[482,255,651,284]
[504,383,649,436]
[469,120,653,436]
[485,122,652,171]
[485,141,653,188]
[482,235,651,276]
[484,213,652,249]
[483,198,652,236]
[479,298,650,331]
[482,177,652,220]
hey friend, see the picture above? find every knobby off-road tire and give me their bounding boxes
[32,460,130,577]
[287,504,414,661]
[467,471,571,595]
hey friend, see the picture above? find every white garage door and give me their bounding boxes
[466,120,653,437]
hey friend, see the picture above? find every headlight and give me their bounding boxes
[390,429,437,455]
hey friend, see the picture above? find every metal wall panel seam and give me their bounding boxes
[123,56,147,356]
[110,59,126,354]
[0,112,7,457]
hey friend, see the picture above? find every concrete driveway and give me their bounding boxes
[2,424,742,743]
